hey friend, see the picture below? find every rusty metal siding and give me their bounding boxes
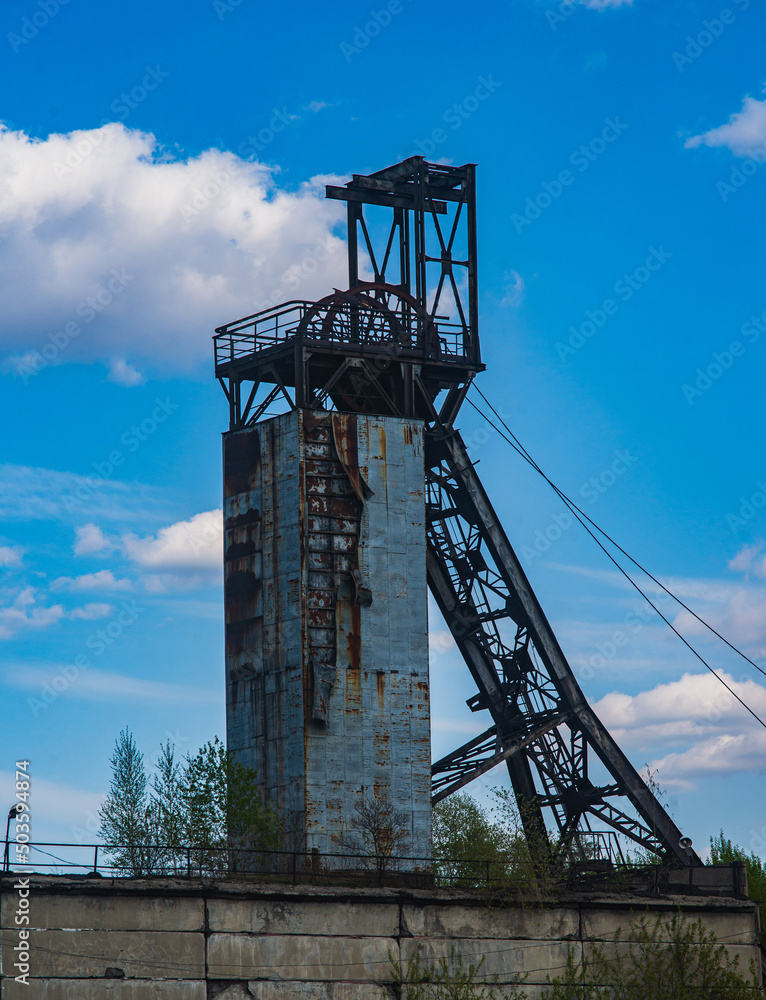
[225,409,431,860]
[224,414,305,846]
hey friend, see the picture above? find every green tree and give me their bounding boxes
[543,913,760,999]
[710,830,766,925]
[99,730,282,876]
[98,728,162,876]
[183,736,282,872]
[432,792,516,888]
[150,740,186,870]
[432,788,571,897]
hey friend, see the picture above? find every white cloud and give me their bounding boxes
[728,542,766,579]
[580,0,632,7]
[0,464,165,523]
[553,559,766,656]
[594,670,766,742]
[69,602,113,620]
[0,123,347,374]
[305,101,331,113]
[686,91,766,158]
[0,587,64,638]
[73,523,111,555]
[500,269,525,308]
[52,570,132,593]
[107,358,145,386]
[592,670,766,787]
[649,732,766,788]
[673,587,766,655]
[0,544,23,567]
[4,662,215,704]
[122,508,222,589]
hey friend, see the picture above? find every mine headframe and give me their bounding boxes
[214,156,481,431]
[213,156,702,868]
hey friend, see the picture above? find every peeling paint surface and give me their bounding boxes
[224,410,431,860]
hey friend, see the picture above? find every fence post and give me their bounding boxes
[186,847,191,878]
[292,852,296,886]
[93,845,99,875]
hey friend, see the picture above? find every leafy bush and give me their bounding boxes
[543,913,760,999]
[710,829,766,924]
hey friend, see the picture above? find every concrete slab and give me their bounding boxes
[247,982,388,999]
[0,893,203,932]
[208,898,399,936]
[402,903,580,941]
[581,906,759,945]
[399,936,579,984]
[208,932,396,980]
[0,981,205,1000]
[1,929,204,979]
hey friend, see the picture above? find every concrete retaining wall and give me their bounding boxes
[1,876,761,998]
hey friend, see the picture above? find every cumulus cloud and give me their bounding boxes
[500,270,525,307]
[673,586,766,655]
[69,602,114,621]
[122,508,222,589]
[649,732,766,789]
[0,587,64,638]
[555,558,766,656]
[107,358,145,386]
[51,570,132,593]
[0,544,24,567]
[593,670,766,787]
[594,670,766,742]
[0,123,347,374]
[728,542,766,578]
[686,90,766,158]
[73,523,112,555]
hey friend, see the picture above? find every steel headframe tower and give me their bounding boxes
[215,156,701,868]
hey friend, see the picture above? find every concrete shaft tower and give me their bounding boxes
[216,159,480,861]
[224,409,430,856]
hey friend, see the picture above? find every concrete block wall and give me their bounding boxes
[1,876,761,999]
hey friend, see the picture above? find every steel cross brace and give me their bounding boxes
[425,427,703,867]
[431,710,570,804]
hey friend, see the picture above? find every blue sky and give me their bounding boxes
[2,0,766,860]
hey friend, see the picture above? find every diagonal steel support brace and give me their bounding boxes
[426,426,703,867]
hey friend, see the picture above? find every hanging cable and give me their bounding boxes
[464,392,766,731]
[470,386,766,684]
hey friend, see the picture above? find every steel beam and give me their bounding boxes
[426,427,703,867]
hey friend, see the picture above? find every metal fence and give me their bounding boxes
[2,841,682,893]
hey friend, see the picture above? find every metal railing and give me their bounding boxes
[2,841,684,893]
[213,299,469,370]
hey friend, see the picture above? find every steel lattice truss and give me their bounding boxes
[426,429,701,865]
